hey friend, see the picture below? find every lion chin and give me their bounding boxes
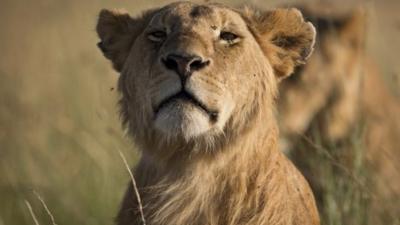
[153,85,228,141]
[154,96,215,141]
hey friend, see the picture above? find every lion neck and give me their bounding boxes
[135,107,290,225]
[143,103,280,173]
[137,103,282,188]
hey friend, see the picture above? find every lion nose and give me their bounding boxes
[162,53,210,81]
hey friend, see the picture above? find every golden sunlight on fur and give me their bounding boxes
[278,4,400,222]
[96,2,319,225]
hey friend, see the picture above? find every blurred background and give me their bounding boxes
[0,0,399,225]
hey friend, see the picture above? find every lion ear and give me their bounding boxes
[242,8,316,81]
[96,8,156,72]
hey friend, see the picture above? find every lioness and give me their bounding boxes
[278,5,400,223]
[278,6,367,148]
[97,2,319,225]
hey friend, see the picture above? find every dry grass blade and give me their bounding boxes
[33,190,58,225]
[24,200,40,225]
[118,150,146,225]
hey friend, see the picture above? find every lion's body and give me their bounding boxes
[96,2,319,225]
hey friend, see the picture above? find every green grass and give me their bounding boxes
[290,122,399,225]
[0,1,137,224]
[290,124,369,225]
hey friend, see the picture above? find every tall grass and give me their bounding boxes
[289,123,370,225]
[290,120,400,225]
[0,1,140,224]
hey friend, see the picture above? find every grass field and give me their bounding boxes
[0,0,399,225]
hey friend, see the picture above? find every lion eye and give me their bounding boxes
[220,31,239,42]
[148,31,167,42]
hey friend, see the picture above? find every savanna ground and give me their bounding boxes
[0,0,399,225]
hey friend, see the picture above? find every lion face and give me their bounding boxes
[143,4,256,140]
[97,2,315,154]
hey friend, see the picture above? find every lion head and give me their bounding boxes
[96,2,316,159]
